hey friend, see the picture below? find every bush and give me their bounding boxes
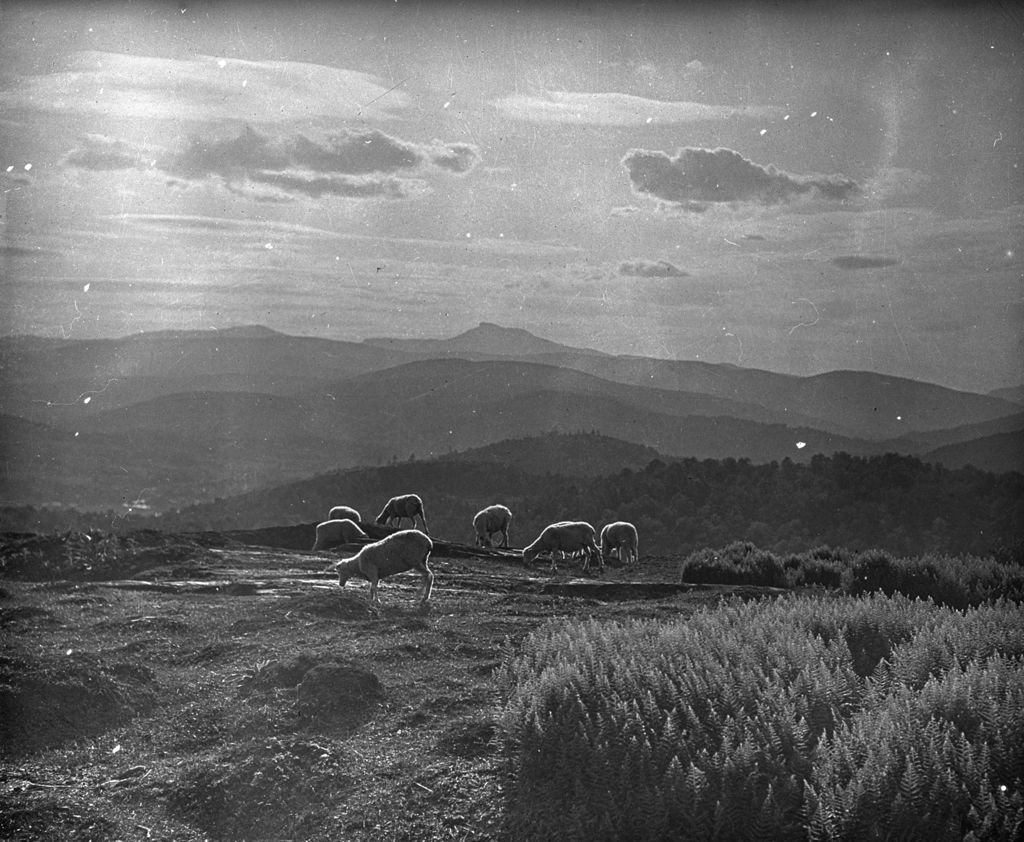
[498,595,1024,842]
[681,542,788,588]
[680,544,1024,607]
[845,551,1024,608]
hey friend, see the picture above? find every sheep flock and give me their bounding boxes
[313,496,638,608]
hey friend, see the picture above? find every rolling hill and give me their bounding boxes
[0,393,379,510]
[923,431,1024,473]
[6,323,1017,439]
[518,353,1021,440]
[0,412,340,510]
[989,385,1024,405]
[0,325,420,424]
[2,323,1021,511]
[437,431,665,477]
[314,356,833,431]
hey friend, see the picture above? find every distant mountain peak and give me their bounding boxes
[213,325,281,338]
[362,322,607,357]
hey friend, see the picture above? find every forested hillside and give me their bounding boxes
[4,438,1021,561]
[526,452,1023,558]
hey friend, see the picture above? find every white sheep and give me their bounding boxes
[311,518,369,551]
[327,505,361,523]
[522,521,603,573]
[600,521,639,566]
[328,529,434,607]
[375,493,429,534]
[473,504,513,548]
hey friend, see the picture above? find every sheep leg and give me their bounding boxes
[499,529,508,548]
[367,567,381,605]
[418,512,430,535]
[419,568,434,605]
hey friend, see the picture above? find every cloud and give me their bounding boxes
[1,244,55,259]
[621,146,860,209]
[619,259,690,278]
[246,171,413,200]
[61,134,156,171]
[64,125,480,201]
[429,143,480,174]
[491,91,779,126]
[831,255,901,270]
[0,51,408,122]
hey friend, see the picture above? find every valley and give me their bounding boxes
[1,323,1020,513]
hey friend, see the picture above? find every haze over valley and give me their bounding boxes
[1,322,1020,514]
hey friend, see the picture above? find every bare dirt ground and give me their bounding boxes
[1,530,774,841]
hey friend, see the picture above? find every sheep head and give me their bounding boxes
[335,556,360,587]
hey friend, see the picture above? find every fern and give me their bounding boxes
[498,594,1024,841]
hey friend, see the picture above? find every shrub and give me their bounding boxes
[680,544,1024,607]
[845,551,1024,608]
[681,542,787,588]
[498,595,1024,842]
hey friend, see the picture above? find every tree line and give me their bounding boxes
[2,448,1022,562]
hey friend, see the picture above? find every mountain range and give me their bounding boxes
[1,322,1020,511]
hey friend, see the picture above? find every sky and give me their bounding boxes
[0,0,1021,393]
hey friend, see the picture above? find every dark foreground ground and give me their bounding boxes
[1,529,776,841]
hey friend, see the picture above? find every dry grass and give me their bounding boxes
[1,537,747,841]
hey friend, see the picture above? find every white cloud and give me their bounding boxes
[491,90,780,126]
[0,51,408,122]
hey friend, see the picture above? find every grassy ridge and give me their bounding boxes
[499,594,1024,841]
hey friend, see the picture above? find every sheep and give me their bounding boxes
[328,529,434,607]
[472,504,513,548]
[327,505,361,523]
[311,518,369,552]
[600,521,639,566]
[522,521,603,573]
[375,493,429,534]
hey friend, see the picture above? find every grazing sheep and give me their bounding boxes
[473,504,513,548]
[600,521,639,566]
[375,493,429,534]
[329,529,434,607]
[522,521,603,573]
[328,505,361,523]
[312,518,369,551]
